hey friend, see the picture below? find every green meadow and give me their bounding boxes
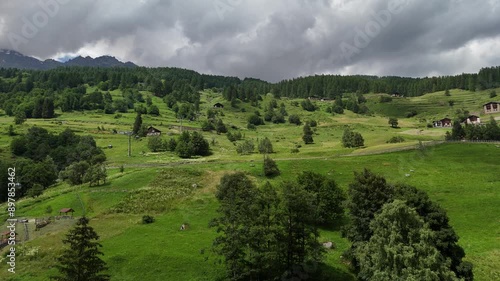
[0,88,499,280]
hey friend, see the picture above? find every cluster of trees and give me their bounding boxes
[1,127,106,201]
[343,169,473,280]
[220,78,271,105]
[263,100,288,124]
[446,117,500,141]
[342,128,364,148]
[148,131,211,158]
[210,171,345,280]
[273,66,500,99]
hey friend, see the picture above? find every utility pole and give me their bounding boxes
[126,131,132,157]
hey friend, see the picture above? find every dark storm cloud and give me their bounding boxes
[1,0,499,82]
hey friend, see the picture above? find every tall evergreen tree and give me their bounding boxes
[132,113,142,135]
[211,173,258,280]
[51,217,110,281]
[42,98,55,118]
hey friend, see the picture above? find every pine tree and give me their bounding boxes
[303,123,314,144]
[42,98,55,119]
[132,113,142,135]
[51,217,110,281]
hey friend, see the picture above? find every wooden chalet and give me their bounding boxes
[146,126,161,136]
[59,208,75,217]
[433,118,453,128]
[213,103,224,109]
[462,115,481,125]
[483,102,500,114]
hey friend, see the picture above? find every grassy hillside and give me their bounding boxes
[0,88,499,280]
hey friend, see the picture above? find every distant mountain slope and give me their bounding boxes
[0,49,137,70]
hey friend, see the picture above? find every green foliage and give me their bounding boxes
[342,128,364,148]
[307,120,317,127]
[448,117,500,141]
[147,104,160,116]
[51,217,110,281]
[147,136,164,152]
[60,161,90,185]
[301,99,317,111]
[236,140,255,155]
[133,113,142,135]
[14,110,26,124]
[27,183,44,198]
[227,131,243,142]
[142,215,155,224]
[288,114,302,125]
[7,125,15,136]
[303,123,314,144]
[263,156,280,177]
[173,131,210,158]
[393,184,472,279]
[386,136,405,143]
[490,90,497,98]
[211,173,259,280]
[82,164,107,187]
[296,171,345,226]
[343,169,393,243]
[201,120,215,131]
[258,137,274,154]
[215,119,228,134]
[247,114,265,126]
[388,117,399,128]
[356,200,459,281]
[211,174,324,280]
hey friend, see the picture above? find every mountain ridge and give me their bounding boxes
[0,49,137,70]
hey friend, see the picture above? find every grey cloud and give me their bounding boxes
[1,0,500,82]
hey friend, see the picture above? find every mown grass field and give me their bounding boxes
[0,88,499,280]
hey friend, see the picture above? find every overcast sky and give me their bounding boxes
[1,0,499,82]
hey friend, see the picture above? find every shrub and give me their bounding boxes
[258,137,274,154]
[263,157,280,177]
[490,90,497,98]
[248,114,265,126]
[147,136,164,152]
[236,140,255,155]
[289,114,302,125]
[142,215,155,224]
[290,148,300,153]
[301,99,317,111]
[308,120,317,127]
[201,120,215,131]
[386,136,405,143]
[406,110,418,118]
[342,128,364,148]
[227,131,243,142]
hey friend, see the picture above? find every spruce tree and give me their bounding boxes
[51,217,110,281]
[132,113,142,135]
